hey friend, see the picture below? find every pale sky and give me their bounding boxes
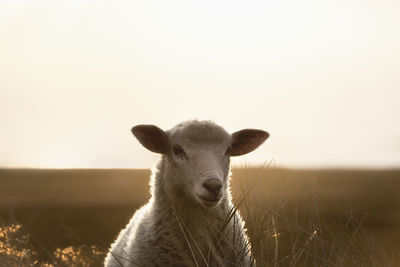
[1,0,399,169]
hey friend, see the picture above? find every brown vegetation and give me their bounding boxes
[0,168,399,266]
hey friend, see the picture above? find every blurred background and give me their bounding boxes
[1,1,399,266]
[1,0,400,169]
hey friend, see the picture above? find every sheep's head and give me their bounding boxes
[131,121,269,208]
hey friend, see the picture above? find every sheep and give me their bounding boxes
[104,120,269,267]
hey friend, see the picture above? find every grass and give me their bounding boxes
[233,168,397,266]
[238,182,389,266]
[0,167,399,266]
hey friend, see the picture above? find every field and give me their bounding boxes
[0,167,399,266]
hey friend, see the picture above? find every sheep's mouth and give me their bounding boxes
[202,200,220,207]
[199,196,222,207]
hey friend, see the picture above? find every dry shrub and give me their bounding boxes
[0,224,106,266]
[52,245,106,267]
[0,224,40,266]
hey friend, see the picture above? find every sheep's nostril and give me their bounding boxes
[203,179,222,195]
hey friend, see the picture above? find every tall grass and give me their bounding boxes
[233,167,394,267]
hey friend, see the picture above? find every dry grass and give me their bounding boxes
[232,167,398,266]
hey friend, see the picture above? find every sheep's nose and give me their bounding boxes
[203,179,222,195]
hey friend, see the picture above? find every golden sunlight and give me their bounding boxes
[0,0,399,168]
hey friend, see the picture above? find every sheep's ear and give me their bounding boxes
[231,129,269,156]
[131,125,170,154]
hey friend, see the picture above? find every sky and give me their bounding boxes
[1,0,399,169]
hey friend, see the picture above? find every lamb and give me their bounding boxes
[104,120,269,267]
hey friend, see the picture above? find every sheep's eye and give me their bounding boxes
[173,144,187,159]
[225,147,232,156]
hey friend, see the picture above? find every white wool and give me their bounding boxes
[105,120,265,267]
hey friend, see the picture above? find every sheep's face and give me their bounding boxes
[167,139,232,208]
[131,120,269,208]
